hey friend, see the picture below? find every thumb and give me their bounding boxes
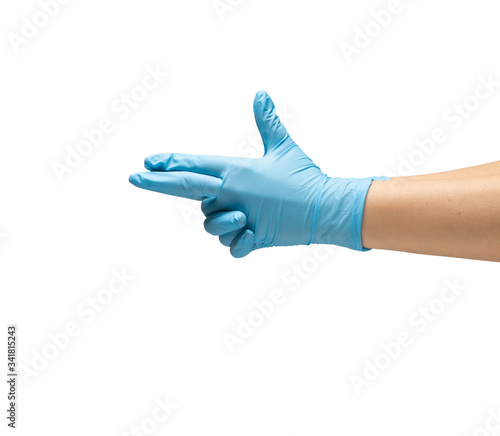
[253,90,290,155]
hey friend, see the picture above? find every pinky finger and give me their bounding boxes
[230,229,255,258]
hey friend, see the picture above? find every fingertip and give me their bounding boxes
[255,90,269,102]
[128,173,142,187]
[144,153,168,171]
[233,211,247,228]
[254,90,271,112]
[230,229,255,258]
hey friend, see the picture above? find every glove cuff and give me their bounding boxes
[352,175,390,251]
[311,175,390,251]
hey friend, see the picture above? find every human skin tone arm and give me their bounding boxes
[361,170,500,262]
[391,161,500,181]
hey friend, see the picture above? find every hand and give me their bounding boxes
[129,91,388,257]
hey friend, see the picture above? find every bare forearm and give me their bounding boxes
[392,161,500,181]
[361,176,500,262]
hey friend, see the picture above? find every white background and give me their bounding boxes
[2,0,500,435]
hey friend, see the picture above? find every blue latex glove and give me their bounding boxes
[129,91,389,258]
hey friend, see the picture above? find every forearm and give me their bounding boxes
[361,176,500,262]
[391,161,500,181]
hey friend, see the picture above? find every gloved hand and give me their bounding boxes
[129,90,389,258]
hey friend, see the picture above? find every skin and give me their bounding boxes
[361,162,500,262]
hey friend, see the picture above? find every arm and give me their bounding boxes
[130,91,500,262]
[391,161,500,181]
[361,175,500,262]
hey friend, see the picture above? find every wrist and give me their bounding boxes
[311,175,390,250]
